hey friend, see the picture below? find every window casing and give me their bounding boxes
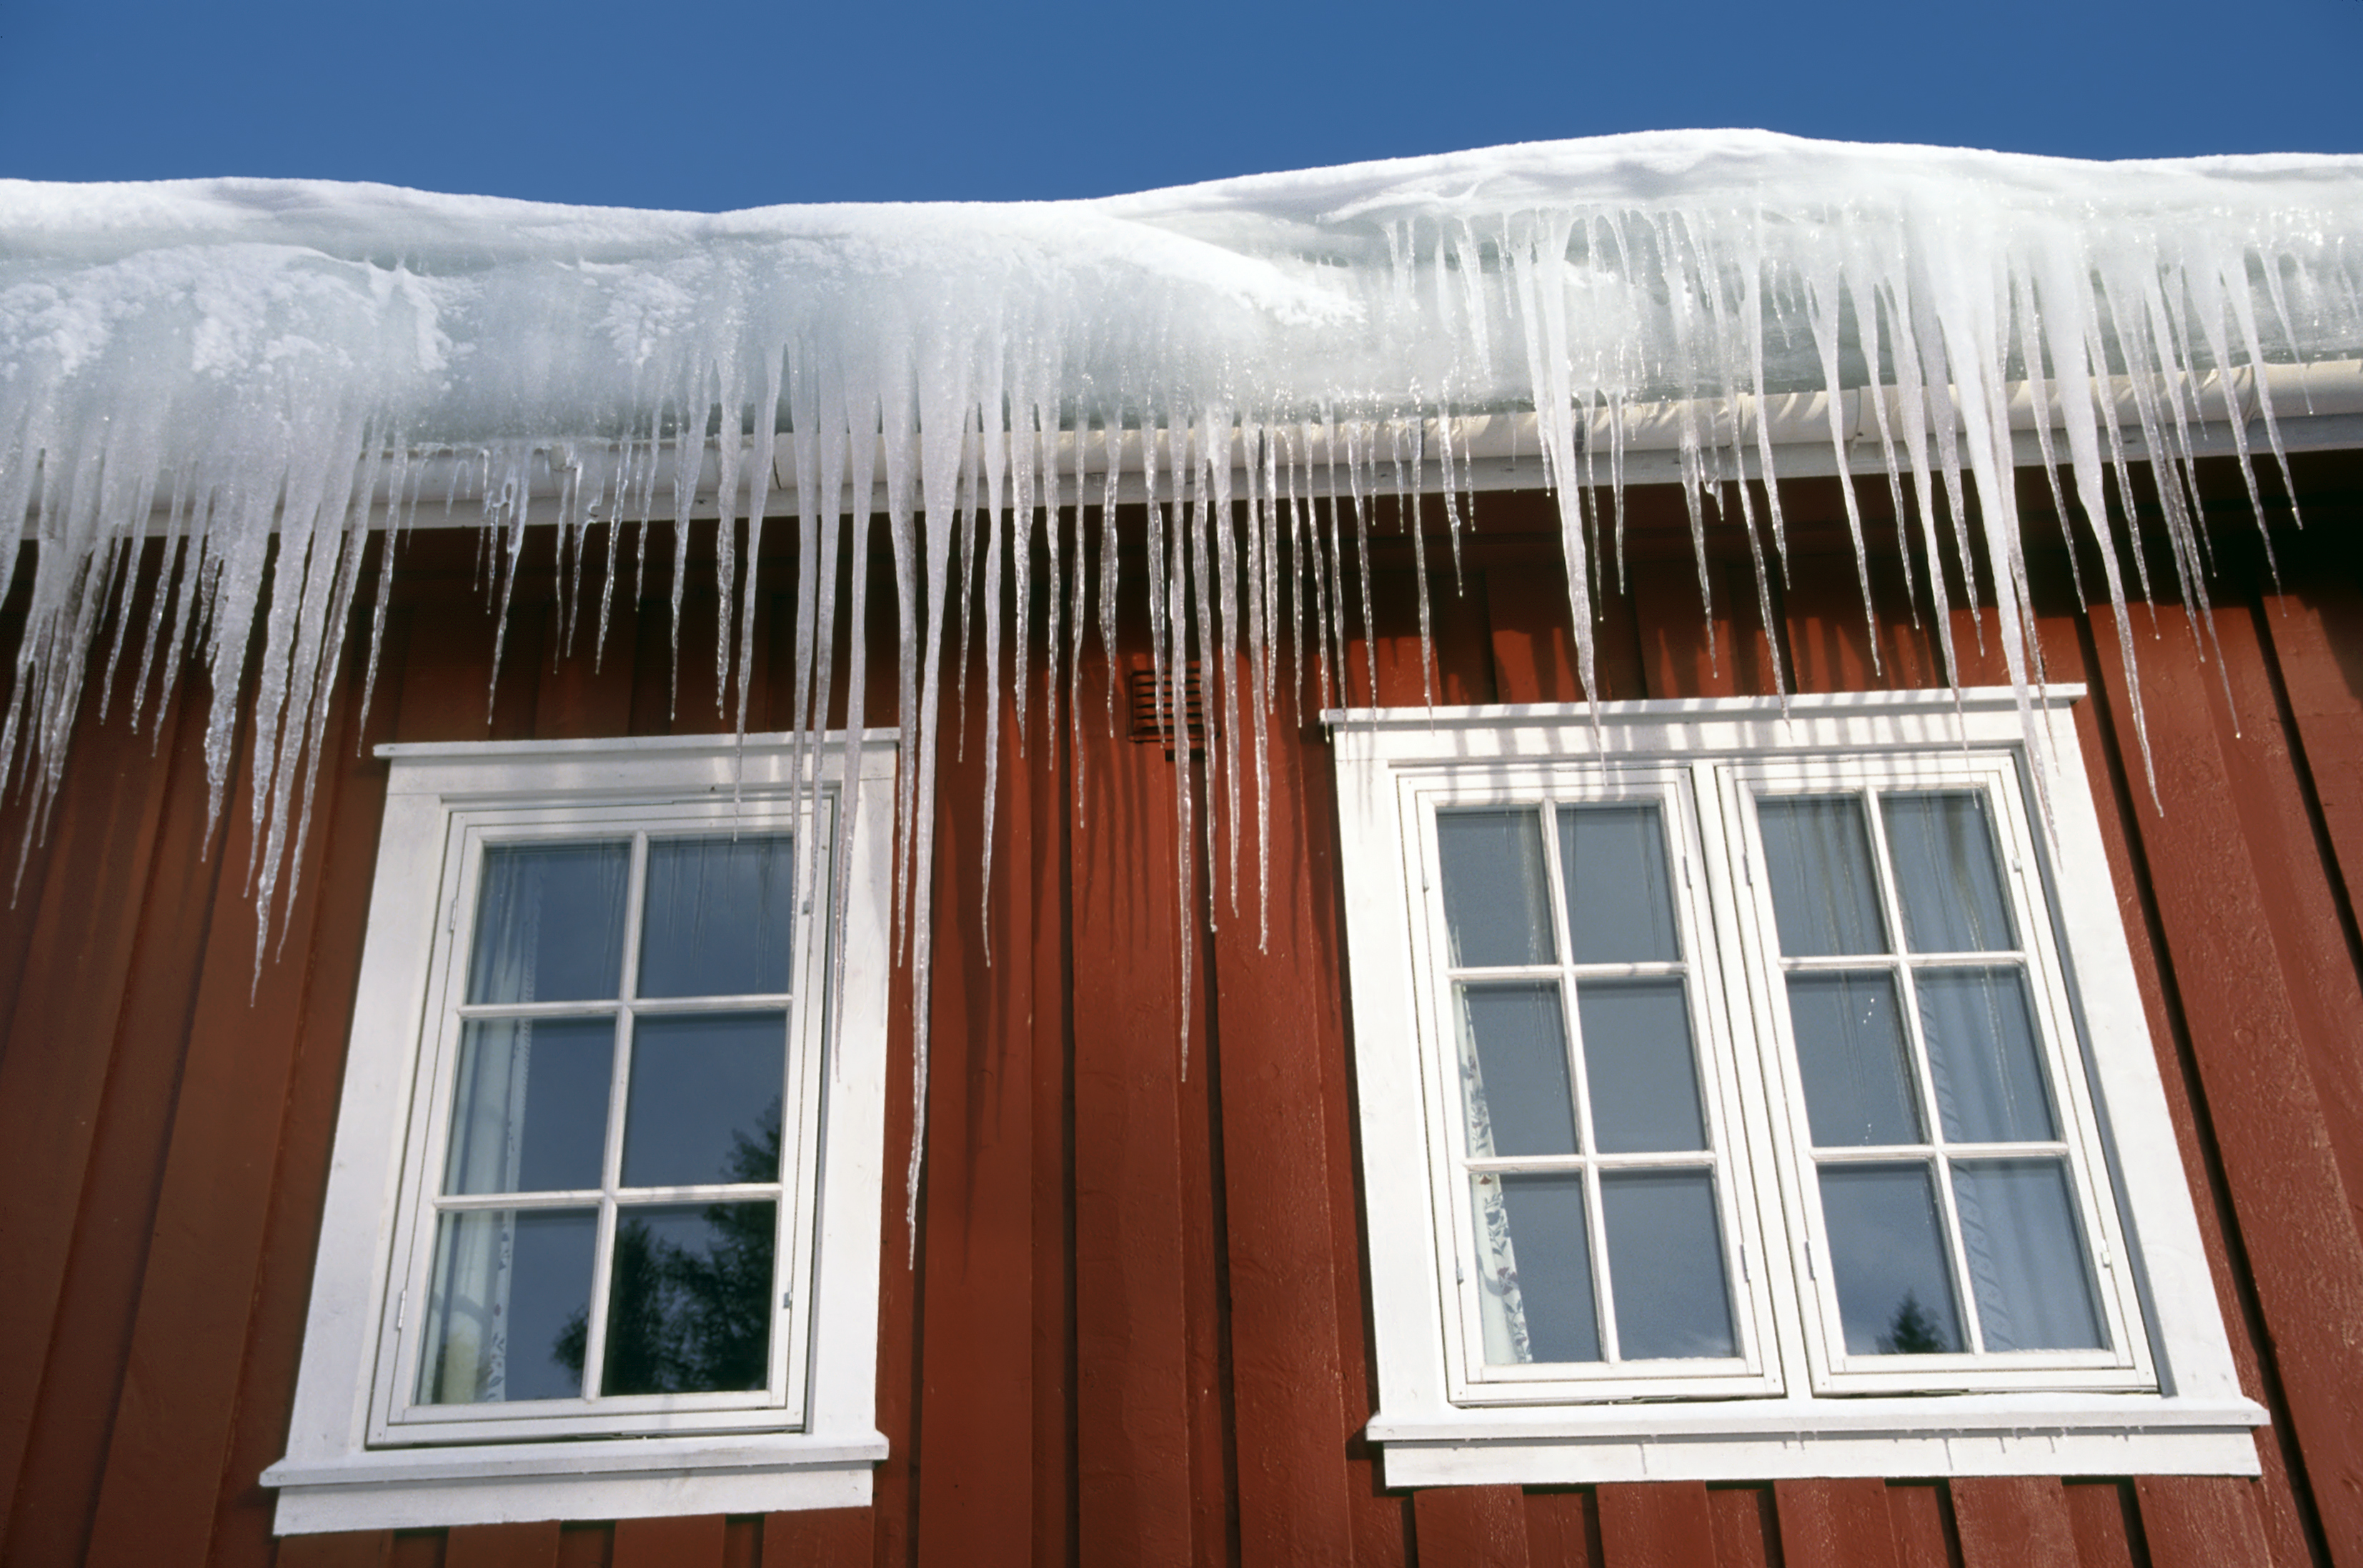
[265,733,895,1534]
[1335,690,2262,1485]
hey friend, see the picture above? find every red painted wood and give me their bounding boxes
[1413,1485,1531,1568]
[444,1521,562,1568]
[554,1524,614,1568]
[0,666,229,1565]
[391,1531,447,1568]
[1596,1481,1716,1568]
[760,1508,874,1568]
[1884,1484,1959,1568]
[277,1532,392,1568]
[2036,604,2317,1567]
[1629,556,1780,701]
[1068,619,1197,1568]
[612,1514,725,1568]
[1031,653,1078,1568]
[722,1517,757,1568]
[2089,595,2363,1559]
[2059,1481,2140,1568]
[1952,1478,2078,1568]
[79,622,363,1568]
[1709,1487,1781,1568]
[915,676,1038,1568]
[2257,575,2363,922]
[0,646,186,1519]
[1208,693,1357,1568]
[1776,1478,1896,1568]
[1522,1489,1603,1567]
[2133,1477,2272,1568]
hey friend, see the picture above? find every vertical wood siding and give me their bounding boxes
[1,454,2359,1567]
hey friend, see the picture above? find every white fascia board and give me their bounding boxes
[94,360,2363,536]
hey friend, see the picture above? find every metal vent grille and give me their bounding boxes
[1128,662,1213,753]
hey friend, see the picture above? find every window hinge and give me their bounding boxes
[781,1289,794,1312]
[1804,1239,1818,1280]
[1681,855,1692,889]
[1741,852,1754,887]
[446,897,459,935]
[1738,1242,1751,1282]
[395,1289,408,1331]
[1453,1259,1465,1285]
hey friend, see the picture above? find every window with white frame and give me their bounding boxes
[1334,690,2264,1486]
[264,734,895,1536]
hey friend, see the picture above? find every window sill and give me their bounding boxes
[261,1430,888,1534]
[1366,1394,2264,1486]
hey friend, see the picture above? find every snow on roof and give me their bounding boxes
[5,131,2361,1167]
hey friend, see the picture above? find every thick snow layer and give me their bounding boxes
[6,130,2362,1215]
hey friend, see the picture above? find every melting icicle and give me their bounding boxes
[1,132,2360,1257]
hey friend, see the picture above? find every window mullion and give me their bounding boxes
[581,831,652,1400]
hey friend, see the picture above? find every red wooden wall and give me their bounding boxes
[2,451,2361,1568]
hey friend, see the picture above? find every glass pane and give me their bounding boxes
[417,1207,596,1404]
[1884,792,2016,953]
[1558,804,1679,963]
[1580,980,1706,1153]
[1920,968,2057,1143]
[1489,1173,1600,1363]
[622,1012,788,1187]
[1601,1171,1736,1359]
[639,835,798,999]
[1954,1159,2106,1351]
[444,1017,615,1194]
[1818,1163,1964,1355]
[1757,796,1888,957]
[467,842,630,1004]
[1456,984,1580,1157]
[600,1202,777,1395]
[1436,810,1554,968]
[1787,972,1923,1147]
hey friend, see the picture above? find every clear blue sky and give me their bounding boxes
[3,0,2359,211]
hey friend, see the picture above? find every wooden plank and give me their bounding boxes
[1883,1484,1956,1568]
[554,1524,614,1568]
[445,1521,562,1568]
[2132,1477,2273,1568]
[1629,556,1780,701]
[722,1517,757,1568]
[1208,684,1357,1568]
[0,634,186,1517]
[2034,601,2316,1568]
[1708,1487,1779,1568]
[1951,1478,2078,1568]
[2257,572,2363,921]
[391,1532,447,1568]
[1067,614,1196,1568]
[2087,595,2363,1561]
[760,1508,875,1568]
[915,672,1037,1568]
[612,1514,725,1568]
[277,1532,394,1568]
[1596,1481,1716,1568]
[1522,1490,1601,1567]
[2059,1482,2139,1568]
[1412,1486,1531,1568]
[209,642,404,1566]
[1776,1478,1896,1568]
[0,657,229,1564]
[77,609,363,1568]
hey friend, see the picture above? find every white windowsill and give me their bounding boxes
[1368,1397,2266,1487]
[262,1431,888,1533]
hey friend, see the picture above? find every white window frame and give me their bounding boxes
[1334,688,2264,1487]
[264,731,895,1534]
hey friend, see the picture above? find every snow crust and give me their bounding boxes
[6,130,2362,1220]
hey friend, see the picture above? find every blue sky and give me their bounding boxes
[3,0,2359,210]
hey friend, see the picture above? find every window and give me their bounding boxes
[264,733,895,1535]
[1334,689,2263,1485]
